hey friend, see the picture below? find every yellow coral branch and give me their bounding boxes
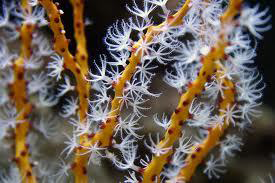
[175,64,235,182]
[70,0,89,75]
[9,1,37,182]
[21,0,32,14]
[38,1,91,182]
[68,1,91,182]
[172,0,243,180]
[69,1,193,182]
[39,0,242,182]
[142,37,226,183]
[141,1,243,181]
[38,0,89,123]
[13,104,35,183]
[85,0,193,149]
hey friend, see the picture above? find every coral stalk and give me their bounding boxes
[176,64,235,182]
[38,1,91,182]
[38,0,89,122]
[70,0,89,75]
[141,0,242,181]
[142,36,227,183]
[72,1,192,182]
[84,0,192,149]
[9,1,37,182]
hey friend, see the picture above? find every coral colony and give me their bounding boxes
[0,0,272,182]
